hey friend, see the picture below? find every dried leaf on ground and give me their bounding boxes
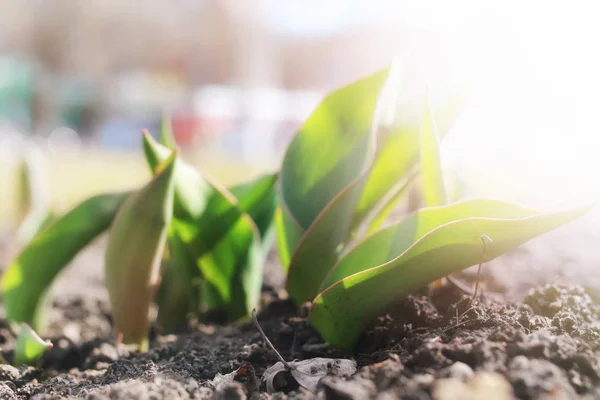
[262,357,357,393]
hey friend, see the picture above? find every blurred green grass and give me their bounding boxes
[0,150,273,228]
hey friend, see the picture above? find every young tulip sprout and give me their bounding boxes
[105,150,178,350]
[278,66,591,349]
[0,63,590,364]
[472,234,493,301]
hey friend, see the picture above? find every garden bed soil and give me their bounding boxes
[0,236,599,399]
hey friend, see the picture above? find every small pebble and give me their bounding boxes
[468,372,513,399]
[63,322,81,343]
[433,372,513,400]
[376,391,400,400]
[321,376,376,400]
[412,373,435,387]
[0,382,16,399]
[447,362,474,381]
[98,343,119,362]
[432,378,470,400]
[509,355,529,370]
[214,382,246,400]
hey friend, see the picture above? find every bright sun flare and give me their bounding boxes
[418,3,600,209]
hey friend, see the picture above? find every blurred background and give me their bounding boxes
[0,0,466,225]
[0,1,599,292]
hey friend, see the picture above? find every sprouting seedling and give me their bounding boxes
[472,234,493,302]
[445,233,495,301]
[1,126,276,348]
[276,67,590,349]
[251,309,356,393]
[105,150,178,350]
[14,323,53,366]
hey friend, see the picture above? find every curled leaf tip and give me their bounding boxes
[14,323,52,366]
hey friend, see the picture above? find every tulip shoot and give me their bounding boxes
[104,151,178,350]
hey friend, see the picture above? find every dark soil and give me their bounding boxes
[0,235,599,399]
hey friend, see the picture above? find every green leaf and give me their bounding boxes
[320,199,539,291]
[196,216,263,319]
[159,112,177,149]
[142,133,265,321]
[13,323,52,366]
[229,174,278,239]
[280,68,389,232]
[279,65,469,303]
[351,82,469,231]
[275,206,303,272]
[310,199,591,348]
[16,209,56,246]
[171,212,262,320]
[1,192,128,330]
[286,174,372,303]
[229,173,278,263]
[364,169,418,235]
[105,151,178,349]
[155,224,201,332]
[419,99,447,207]
[155,269,190,333]
[280,68,392,302]
[143,131,242,247]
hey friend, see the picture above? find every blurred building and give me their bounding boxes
[0,0,456,160]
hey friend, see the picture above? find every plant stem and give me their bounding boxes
[472,235,493,302]
[251,309,294,370]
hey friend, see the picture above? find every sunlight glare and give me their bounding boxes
[423,2,600,209]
